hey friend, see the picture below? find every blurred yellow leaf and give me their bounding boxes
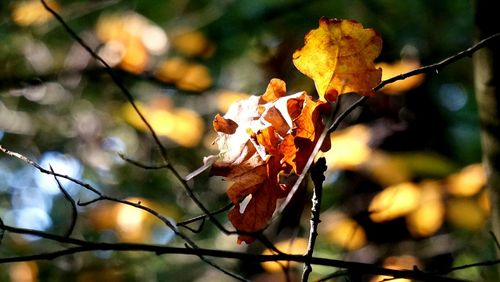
[261,238,308,272]
[406,181,444,237]
[390,151,456,178]
[215,91,250,113]
[176,64,213,92]
[324,124,372,170]
[9,262,38,282]
[119,37,149,74]
[154,58,213,92]
[446,163,486,196]
[447,198,487,230]
[172,30,215,58]
[478,190,491,215]
[365,151,411,186]
[372,256,421,282]
[322,212,367,250]
[11,0,59,26]
[86,197,179,243]
[122,99,204,147]
[293,18,382,101]
[377,59,424,94]
[95,11,168,73]
[369,182,420,222]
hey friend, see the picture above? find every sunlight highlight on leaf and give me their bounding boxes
[206,79,330,243]
[406,181,444,237]
[95,11,168,73]
[293,18,382,101]
[9,262,38,282]
[261,238,308,272]
[446,163,485,196]
[369,182,421,222]
[321,212,367,250]
[323,124,372,170]
[11,0,60,26]
[371,256,421,282]
[121,98,204,147]
[377,59,424,94]
[172,29,215,58]
[154,58,213,92]
[447,198,487,230]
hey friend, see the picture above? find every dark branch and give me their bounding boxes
[0,222,467,282]
[49,165,78,238]
[302,157,327,281]
[0,145,101,196]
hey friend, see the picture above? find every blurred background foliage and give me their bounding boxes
[0,0,491,281]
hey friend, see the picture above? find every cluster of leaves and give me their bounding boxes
[206,18,383,243]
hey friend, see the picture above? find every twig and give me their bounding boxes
[490,231,500,251]
[177,203,234,233]
[374,32,500,92]
[49,165,77,238]
[39,0,235,238]
[0,145,101,196]
[118,154,170,170]
[0,222,467,282]
[302,157,327,282]
[1,144,246,281]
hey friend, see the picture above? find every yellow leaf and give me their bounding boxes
[293,18,382,101]
[369,182,420,222]
[446,163,486,197]
[377,59,424,94]
[321,212,367,250]
[261,238,308,272]
[11,0,60,26]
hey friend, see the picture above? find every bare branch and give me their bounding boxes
[0,222,468,282]
[302,157,327,281]
[49,165,78,238]
[0,145,101,196]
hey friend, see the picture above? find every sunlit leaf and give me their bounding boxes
[95,11,168,73]
[154,58,213,92]
[364,151,411,186]
[377,59,424,94]
[447,198,487,230]
[446,163,486,196]
[9,262,38,282]
[172,29,215,58]
[207,79,330,243]
[121,99,204,147]
[369,182,420,222]
[293,18,382,101]
[372,256,421,282]
[11,0,59,26]
[406,180,444,237]
[321,212,367,250]
[324,124,372,170]
[215,91,251,113]
[261,238,308,272]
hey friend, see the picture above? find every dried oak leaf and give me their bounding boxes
[209,78,329,243]
[293,17,383,101]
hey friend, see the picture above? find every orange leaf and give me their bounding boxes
[207,79,331,243]
[213,114,238,134]
[293,17,382,101]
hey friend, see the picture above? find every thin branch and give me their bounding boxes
[39,0,234,238]
[490,231,500,251]
[1,144,245,281]
[0,145,101,196]
[118,154,170,170]
[0,222,467,282]
[302,157,327,282]
[49,165,77,238]
[374,32,500,92]
[177,203,234,233]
